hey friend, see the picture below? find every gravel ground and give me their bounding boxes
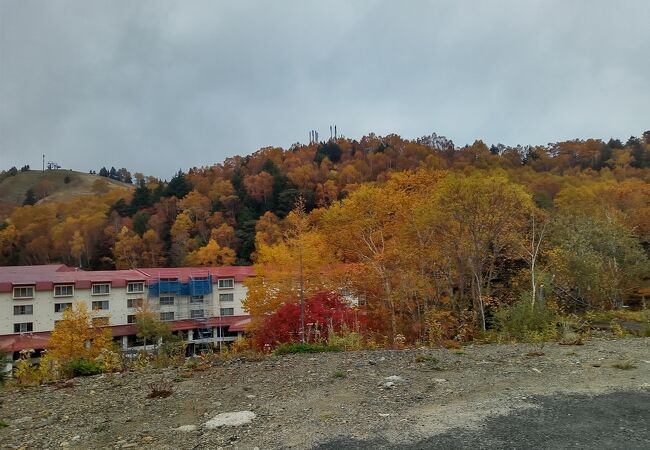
[1,337,649,449]
[316,391,650,449]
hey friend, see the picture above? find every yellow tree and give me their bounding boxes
[322,183,406,341]
[142,229,164,267]
[112,226,145,269]
[421,173,533,330]
[170,211,192,265]
[244,200,335,320]
[69,230,85,268]
[185,238,236,266]
[48,302,113,364]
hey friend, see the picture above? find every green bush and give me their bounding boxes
[67,359,102,377]
[642,323,650,337]
[494,298,557,342]
[273,343,341,356]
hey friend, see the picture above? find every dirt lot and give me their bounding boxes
[1,337,649,449]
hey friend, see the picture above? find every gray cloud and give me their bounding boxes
[1,0,648,178]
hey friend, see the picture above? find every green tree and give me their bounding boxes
[547,214,649,310]
[23,189,37,206]
[136,305,172,349]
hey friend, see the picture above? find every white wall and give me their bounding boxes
[0,280,249,335]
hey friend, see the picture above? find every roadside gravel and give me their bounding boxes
[1,337,649,449]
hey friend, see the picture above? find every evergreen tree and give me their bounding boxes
[23,189,37,206]
[163,170,192,199]
[129,179,151,213]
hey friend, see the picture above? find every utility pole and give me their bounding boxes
[42,155,45,171]
[293,195,307,344]
[299,233,305,344]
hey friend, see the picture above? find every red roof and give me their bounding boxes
[0,332,51,353]
[0,265,254,293]
[228,317,251,332]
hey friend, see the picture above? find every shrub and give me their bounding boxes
[94,349,123,373]
[273,343,341,355]
[254,291,367,349]
[38,351,62,382]
[14,350,43,387]
[642,323,650,337]
[327,325,366,351]
[147,379,173,399]
[67,359,102,377]
[425,309,477,346]
[494,299,557,342]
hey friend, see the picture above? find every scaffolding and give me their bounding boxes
[147,271,214,322]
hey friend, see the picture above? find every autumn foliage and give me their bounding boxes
[253,291,366,349]
[48,302,114,364]
[2,131,650,346]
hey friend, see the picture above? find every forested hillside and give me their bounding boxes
[1,132,649,267]
[1,131,649,340]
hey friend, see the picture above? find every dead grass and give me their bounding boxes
[0,170,132,206]
[147,379,174,399]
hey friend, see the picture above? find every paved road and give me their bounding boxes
[315,391,650,450]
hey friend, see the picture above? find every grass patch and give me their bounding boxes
[494,299,557,342]
[587,309,650,323]
[642,323,650,338]
[332,370,347,379]
[67,359,102,377]
[273,343,341,356]
[0,419,8,428]
[612,361,637,370]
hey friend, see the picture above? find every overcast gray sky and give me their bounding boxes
[1,0,648,179]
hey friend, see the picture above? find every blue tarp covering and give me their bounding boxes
[148,275,212,297]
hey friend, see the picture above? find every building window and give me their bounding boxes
[190,295,204,304]
[92,317,110,326]
[219,293,234,302]
[160,312,174,321]
[13,286,34,299]
[220,308,234,316]
[54,285,74,297]
[92,300,109,310]
[190,309,205,319]
[54,303,72,313]
[218,278,234,289]
[127,314,137,324]
[92,283,110,295]
[127,282,144,293]
[159,296,174,306]
[127,298,144,309]
[14,305,33,315]
[14,322,33,333]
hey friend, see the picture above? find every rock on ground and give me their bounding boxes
[204,411,256,429]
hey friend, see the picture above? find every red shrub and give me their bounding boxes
[254,291,366,348]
